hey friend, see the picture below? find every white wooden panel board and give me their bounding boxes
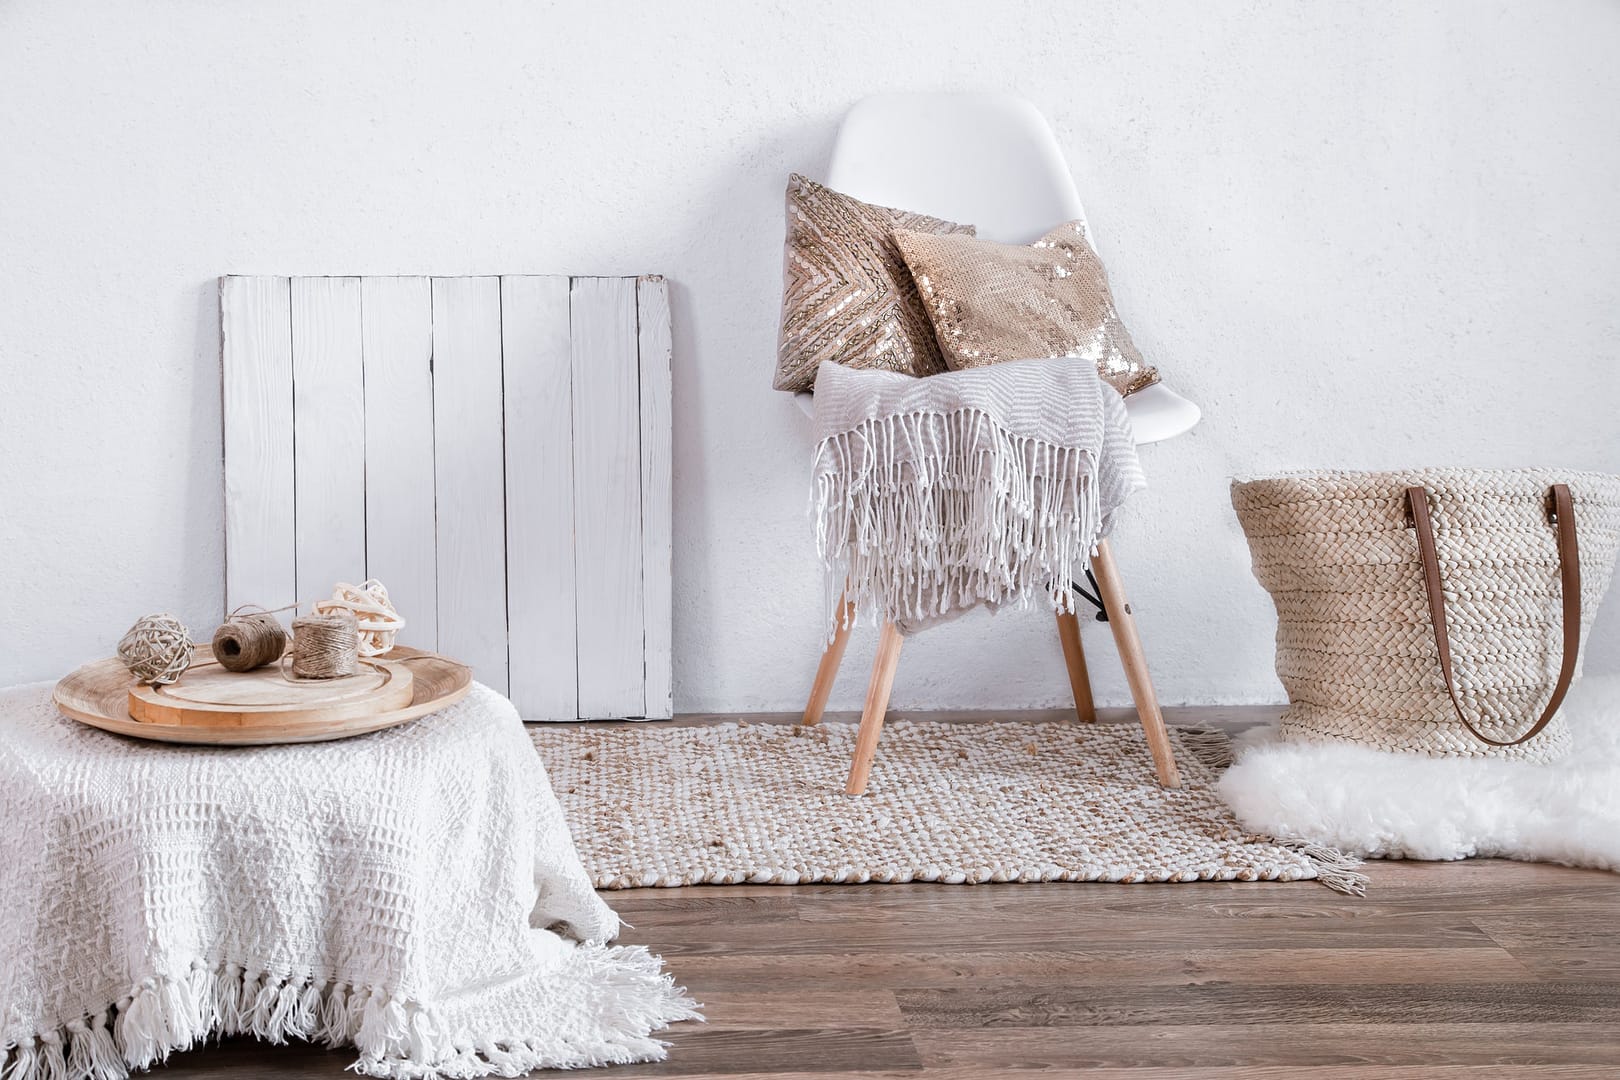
[500,275,578,720]
[431,276,509,694]
[636,277,674,719]
[221,276,296,620]
[360,276,437,651]
[569,276,645,719]
[224,271,672,720]
[290,277,366,605]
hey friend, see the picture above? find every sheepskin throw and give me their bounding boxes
[1219,674,1620,874]
[0,682,698,1080]
[811,357,1144,634]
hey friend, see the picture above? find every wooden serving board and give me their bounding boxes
[128,656,414,728]
[54,646,473,746]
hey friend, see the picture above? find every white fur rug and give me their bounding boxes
[1219,674,1620,872]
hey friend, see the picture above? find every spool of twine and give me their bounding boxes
[312,579,405,657]
[211,610,289,672]
[287,610,360,679]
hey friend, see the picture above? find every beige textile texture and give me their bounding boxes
[892,220,1160,397]
[0,682,697,1080]
[1232,469,1620,763]
[530,719,1363,893]
[774,174,974,393]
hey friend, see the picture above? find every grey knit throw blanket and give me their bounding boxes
[811,358,1145,635]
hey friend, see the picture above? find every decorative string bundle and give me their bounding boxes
[211,608,289,673]
[286,610,360,680]
[312,580,405,657]
[116,614,194,685]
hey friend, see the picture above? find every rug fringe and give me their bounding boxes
[1172,727,1366,896]
[0,947,698,1080]
[1173,727,1234,770]
[1285,841,1370,897]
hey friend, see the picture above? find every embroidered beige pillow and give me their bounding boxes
[891,221,1159,397]
[775,174,975,393]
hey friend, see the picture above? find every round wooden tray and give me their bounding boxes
[54,646,473,746]
[127,655,416,727]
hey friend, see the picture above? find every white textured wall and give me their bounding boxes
[2,1,1617,709]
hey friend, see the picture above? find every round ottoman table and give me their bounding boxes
[0,681,695,1080]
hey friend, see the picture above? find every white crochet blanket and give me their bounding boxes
[0,683,698,1080]
[812,358,1145,634]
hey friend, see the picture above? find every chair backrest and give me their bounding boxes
[826,92,1089,246]
[819,92,1201,443]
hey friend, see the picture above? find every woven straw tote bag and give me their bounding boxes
[1232,469,1620,763]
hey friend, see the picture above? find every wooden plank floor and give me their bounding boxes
[147,710,1619,1078]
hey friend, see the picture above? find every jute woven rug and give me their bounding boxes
[530,719,1364,894]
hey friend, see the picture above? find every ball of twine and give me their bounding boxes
[287,609,359,679]
[312,579,404,657]
[117,614,194,685]
[211,609,289,672]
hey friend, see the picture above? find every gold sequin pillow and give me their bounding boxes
[775,174,975,393]
[891,221,1160,396]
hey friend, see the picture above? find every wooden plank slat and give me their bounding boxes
[221,276,296,620]
[142,1038,1620,1080]
[224,271,672,715]
[617,1027,923,1074]
[500,275,578,720]
[569,276,645,719]
[290,277,366,606]
[360,276,437,650]
[628,907,1495,955]
[912,1022,1620,1071]
[893,980,1620,1028]
[636,276,674,719]
[430,276,509,693]
[686,990,906,1029]
[663,946,1540,993]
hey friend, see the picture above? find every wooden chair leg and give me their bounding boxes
[1054,610,1098,723]
[802,595,855,726]
[1090,539,1182,789]
[844,620,903,796]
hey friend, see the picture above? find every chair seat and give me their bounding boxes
[1124,381,1201,445]
[793,378,1200,446]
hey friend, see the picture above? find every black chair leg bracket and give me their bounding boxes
[1070,569,1131,622]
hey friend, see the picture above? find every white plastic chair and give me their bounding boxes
[798,92,1193,793]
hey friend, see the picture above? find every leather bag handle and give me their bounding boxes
[1405,483,1581,747]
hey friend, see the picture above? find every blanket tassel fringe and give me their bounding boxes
[1,946,699,1080]
[813,408,1105,635]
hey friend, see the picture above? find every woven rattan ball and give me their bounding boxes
[312,579,404,657]
[117,613,195,685]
